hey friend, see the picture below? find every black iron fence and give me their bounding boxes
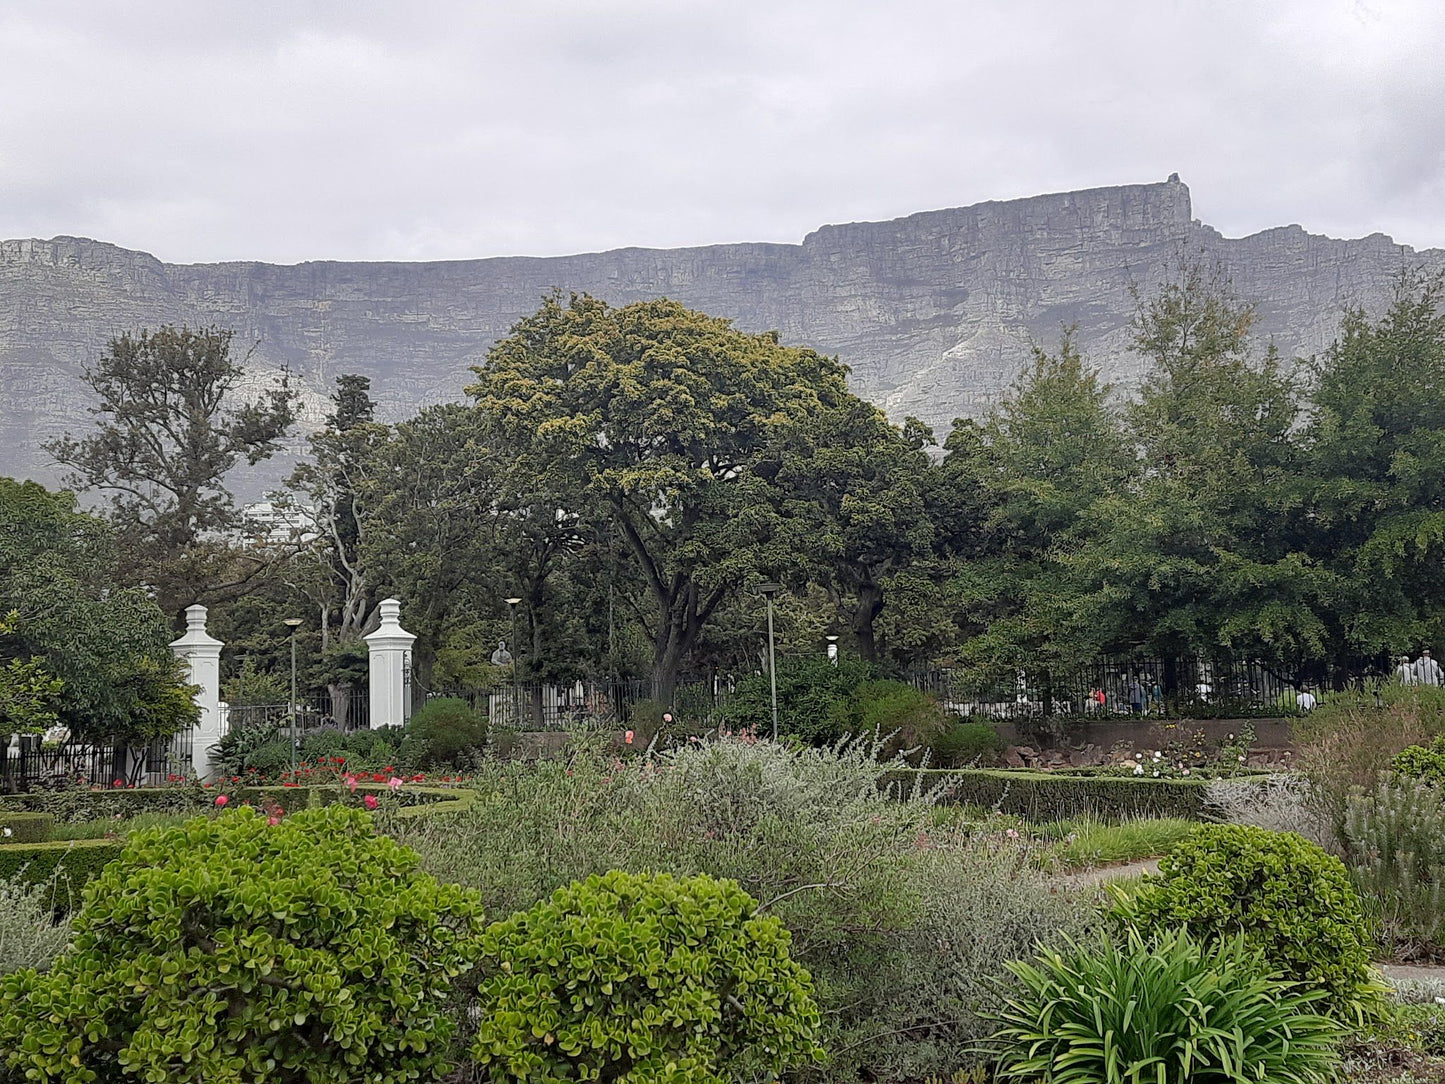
[223,691,369,735]
[1,729,195,792]
[907,658,1319,720]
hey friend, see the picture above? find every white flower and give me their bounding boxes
[1182,769,1191,777]
[1153,770,1160,777]
[1134,764,1145,775]
[1238,755,1247,763]
[1153,751,1162,760]
[1,827,10,838]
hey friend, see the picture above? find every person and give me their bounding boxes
[1126,675,1145,716]
[1086,687,1105,714]
[1395,655,1418,685]
[1296,687,1317,712]
[1415,649,1443,687]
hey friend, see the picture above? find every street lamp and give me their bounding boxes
[757,583,782,741]
[283,618,303,774]
[825,634,840,667]
[505,598,522,725]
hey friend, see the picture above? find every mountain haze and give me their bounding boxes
[1,177,1440,489]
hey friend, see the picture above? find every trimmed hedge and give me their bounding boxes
[0,812,53,843]
[882,768,1224,821]
[0,839,123,911]
[0,788,211,822]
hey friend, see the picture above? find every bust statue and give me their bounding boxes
[490,639,513,667]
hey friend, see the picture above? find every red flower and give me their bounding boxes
[112,778,123,788]
[363,794,378,810]
[214,795,229,807]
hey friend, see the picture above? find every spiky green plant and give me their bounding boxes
[990,928,1342,1084]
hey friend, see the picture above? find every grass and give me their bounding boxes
[1053,817,1198,869]
[48,812,196,841]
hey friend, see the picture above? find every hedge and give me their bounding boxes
[0,839,123,911]
[0,811,54,843]
[881,768,1231,821]
[0,784,470,821]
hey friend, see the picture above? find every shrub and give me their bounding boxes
[394,737,1101,1081]
[1343,778,1445,960]
[990,927,1342,1084]
[1392,736,1445,787]
[719,655,878,743]
[0,787,212,823]
[0,805,486,1083]
[403,696,487,769]
[623,698,669,749]
[0,878,70,974]
[472,870,823,1084]
[1119,823,1386,1023]
[831,679,948,758]
[928,719,1005,767]
[1203,772,1335,848]
[0,811,52,843]
[890,767,1219,820]
[0,840,122,911]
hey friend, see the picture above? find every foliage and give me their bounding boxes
[720,655,878,743]
[44,325,297,611]
[829,679,948,758]
[1203,772,1334,848]
[0,840,122,912]
[895,767,1220,820]
[220,656,289,705]
[468,294,866,700]
[1343,778,1445,960]
[0,612,62,737]
[1119,823,1386,1023]
[0,878,71,976]
[0,479,198,742]
[1392,736,1445,787]
[927,719,1005,767]
[472,870,824,1084]
[1054,816,1197,869]
[0,805,486,1083]
[403,696,487,769]
[990,927,1342,1084]
[393,737,1100,1081]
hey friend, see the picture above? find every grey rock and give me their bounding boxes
[1,176,1440,492]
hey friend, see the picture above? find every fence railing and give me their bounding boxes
[907,658,1317,720]
[1,729,195,792]
[223,691,369,735]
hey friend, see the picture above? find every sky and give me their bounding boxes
[1,0,1442,265]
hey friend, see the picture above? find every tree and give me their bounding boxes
[1305,270,1445,664]
[46,325,297,611]
[0,479,196,744]
[468,295,856,702]
[0,612,63,737]
[775,404,937,662]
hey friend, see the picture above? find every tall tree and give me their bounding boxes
[1305,270,1445,663]
[46,325,297,612]
[468,294,856,702]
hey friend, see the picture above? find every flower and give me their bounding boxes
[387,776,403,791]
[662,713,673,724]
[1152,770,1160,777]
[363,794,378,810]
[267,815,281,826]
[344,774,358,792]
[1133,764,1144,775]
[1005,828,1020,840]
[1181,768,1191,776]
[214,795,229,807]
[112,778,124,788]
[1,827,11,838]
[624,730,635,745]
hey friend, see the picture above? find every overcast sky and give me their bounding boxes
[1,0,1441,265]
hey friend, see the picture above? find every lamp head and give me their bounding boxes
[756,582,782,598]
[283,618,303,630]
[504,597,522,606]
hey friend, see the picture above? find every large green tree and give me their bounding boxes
[0,479,196,744]
[46,325,297,613]
[467,295,857,701]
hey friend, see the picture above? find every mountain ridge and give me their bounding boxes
[2,177,1441,491]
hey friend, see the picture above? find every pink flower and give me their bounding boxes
[267,815,281,826]
[1005,828,1021,840]
[214,795,229,807]
[344,774,358,792]
[112,778,123,788]
[387,776,403,791]
[624,730,635,745]
[363,794,378,810]
[662,713,673,724]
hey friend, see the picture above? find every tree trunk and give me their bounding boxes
[326,682,353,729]
[851,581,885,663]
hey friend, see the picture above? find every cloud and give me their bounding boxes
[1,0,1441,263]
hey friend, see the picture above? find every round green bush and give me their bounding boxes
[991,927,1342,1083]
[929,719,1006,767]
[0,804,486,1083]
[471,869,824,1084]
[1392,736,1445,787]
[0,812,53,844]
[404,696,488,768]
[1118,823,1386,1023]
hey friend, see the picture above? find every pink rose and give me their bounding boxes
[662,713,673,724]
[387,776,403,791]
[363,794,378,810]
[344,774,358,792]
[624,730,635,745]
[214,795,229,807]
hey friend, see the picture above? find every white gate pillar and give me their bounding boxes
[170,604,224,780]
[365,598,415,729]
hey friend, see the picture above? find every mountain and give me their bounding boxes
[1,176,1440,490]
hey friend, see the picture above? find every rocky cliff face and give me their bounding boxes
[1,177,1440,490]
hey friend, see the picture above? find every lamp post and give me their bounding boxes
[283,618,303,773]
[757,583,782,742]
[505,598,522,725]
[826,634,839,667]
